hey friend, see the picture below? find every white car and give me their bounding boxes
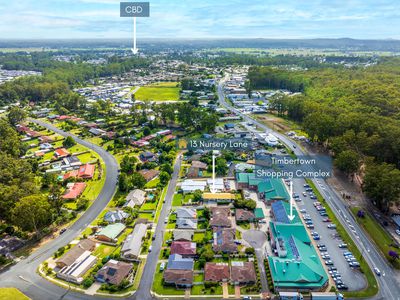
[374,267,381,276]
[395,229,400,236]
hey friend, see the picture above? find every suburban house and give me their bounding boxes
[235,209,255,222]
[180,179,207,193]
[57,251,97,284]
[167,254,194,270]
[230,261,257,285]
[170,241,196,257]
[121,224,147,261]
[187,161,208,178]
[95,260,133,286]
[139,151,157,162]
[175,207,197,219]
[210,207,232,228]
[213,228,237,253]
[103,210,129,224]
[138,169,160,182]
[204,263,230,282]
[62,182,86,200]
[63,163,95,180]
[202,192,235,203]
[89,128,106,136]
[95,223,126,243]
[163,269,193,288]
[55,239,97,284]
[62,156,82,168]
[55,239,96,269]
[176,218,198,230]
[0,236,25,257]
[54,148,70,158]
[173,230,194,242]
[125,189,146,207]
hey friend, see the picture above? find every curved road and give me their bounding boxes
[0,119,119,300]
[218,78,400,300]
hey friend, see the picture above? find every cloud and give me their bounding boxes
[0,0,400,39]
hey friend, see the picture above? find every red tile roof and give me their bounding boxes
[63,170,79,181]
[230,262,256,284]
[62,182,86,200]
[54,148,70,158]
[78,164,95,179]
[170,241,196,256]
[204,263,230,282]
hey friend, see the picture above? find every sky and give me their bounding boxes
[1,0,400,39]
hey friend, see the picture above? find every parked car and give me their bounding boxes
[338,243,348,248]
[327,224,337,229]
[325,260,334,265]
[319,246,328,252]
[160,262,166,271]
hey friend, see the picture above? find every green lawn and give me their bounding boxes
[172,194,182,206]
[306,179,378,298]
[145,177,160,188]
[152,265,185,295]
[0,288,30,300]
[140,202,157,211]
[350,207,400,269]
[134,82,180,101]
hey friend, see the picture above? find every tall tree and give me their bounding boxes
[11,195,52,233]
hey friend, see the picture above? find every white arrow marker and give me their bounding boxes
[131,17,138,54]
[288,180,295,221]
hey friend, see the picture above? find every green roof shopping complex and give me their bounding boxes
[267,201,329,291]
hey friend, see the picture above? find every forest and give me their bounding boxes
[248,59,400,212]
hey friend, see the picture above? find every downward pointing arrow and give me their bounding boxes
[288,180,295,221]
[131,17,139,55]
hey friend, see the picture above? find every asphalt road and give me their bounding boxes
[292,179,366,291]
[0,119,119,300]
[133,154,182,300]
[217,78,400,300]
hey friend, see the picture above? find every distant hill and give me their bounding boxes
[1,38,400,52]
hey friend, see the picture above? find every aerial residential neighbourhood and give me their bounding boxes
[1,1,400,300]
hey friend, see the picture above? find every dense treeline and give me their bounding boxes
[248,67,307,92]
[249,61,400,212]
